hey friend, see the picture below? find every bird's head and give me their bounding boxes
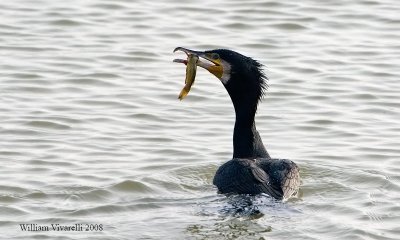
[174,47,267,108]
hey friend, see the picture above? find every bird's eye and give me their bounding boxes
[211,53,220,60]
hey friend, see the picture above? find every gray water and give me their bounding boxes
[1,0,400,239]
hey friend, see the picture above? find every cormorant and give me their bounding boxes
[174,47,300,200]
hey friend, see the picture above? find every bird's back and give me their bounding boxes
[213,158,300,200]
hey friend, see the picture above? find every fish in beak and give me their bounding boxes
[177,54,198,100]
[173,47,224,79]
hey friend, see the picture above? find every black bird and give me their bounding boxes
[174,47,300,200]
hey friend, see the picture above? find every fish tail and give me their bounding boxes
[178,88,189,100]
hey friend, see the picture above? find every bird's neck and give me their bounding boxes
[232,101,270,159]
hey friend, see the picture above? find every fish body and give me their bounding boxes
[178,54,198,100]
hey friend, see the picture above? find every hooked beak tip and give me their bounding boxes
[173,47,183,53]
[173,47,204,57]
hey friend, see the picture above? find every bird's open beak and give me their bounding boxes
[173,47,223,79]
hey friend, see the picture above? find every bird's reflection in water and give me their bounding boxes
[187,194,288,239]
[219,194,267,219]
